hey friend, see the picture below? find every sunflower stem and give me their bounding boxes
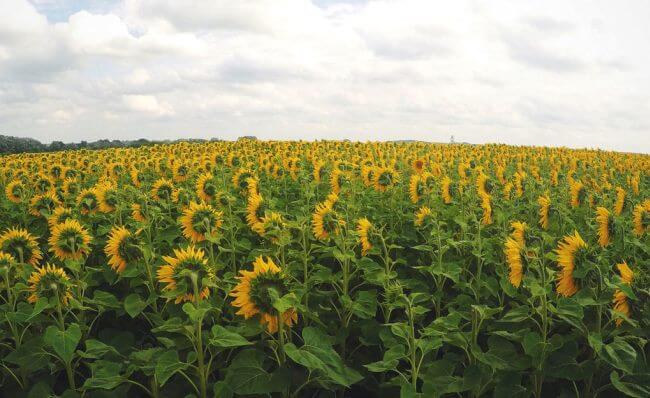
[191,274,207,398]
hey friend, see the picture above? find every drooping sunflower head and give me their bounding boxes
[569,180,585,208]
[595,207,613,247]
[105,226,142,273]
[414,206,433,227]
[504,237,524,288]
[0,252,16,273]
[172,163,190,183]
[555,231,588,297]
[412,158,426,174]
[196,172,217,202]
[47,207,74,230]
[151,178,175,202]
[261,212,286,243]
[171,187,192,209]
[62,178,80,199]
[312,201,341,241]
[614,187,626,215]
[96,183,119,213]
[5,180,25,203]
[131,203,148,223]
[77,188,99,215]
[230,256,297,333]
[246,193,266,235]
[48,219,92,261]
[538,195,551,230]
[441,176,453,204]
[180,202,223,243]
[158,245,213,304]
[613,262,634,327]
[479,192,492,225]
[29,192,61,217]
[632,200,650,236]
[409,174,425,204]
[232,169,253,193]
[510,221,527,247]
[356,218,373,256]
[34,174,54,194]
[373,167,398,192]
[28,263,73,305]
[0,228,42,266]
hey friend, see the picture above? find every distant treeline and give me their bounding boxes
[0,135,230,155]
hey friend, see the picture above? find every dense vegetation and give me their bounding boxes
[0,141,648,397]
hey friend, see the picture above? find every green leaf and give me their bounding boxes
[224,349,287,395]
[83,360,125,390]
[598,338,637,374]
[155,350,188,387]
[124,293,146,318]
[78,339,121,359]
[351,290,377,319]
[44,323,81,364]
[210,325,252,348]
[182,302,209,322]
[610,371,650,398]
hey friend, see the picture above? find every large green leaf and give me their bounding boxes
[44,323,81,364]
[210,325,252,348]
[155,350,188,386]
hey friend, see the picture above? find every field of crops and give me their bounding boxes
[0,141,648,397]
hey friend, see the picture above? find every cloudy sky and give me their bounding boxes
[1,0,648,152]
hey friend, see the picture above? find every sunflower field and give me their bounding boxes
[0,141,648,398]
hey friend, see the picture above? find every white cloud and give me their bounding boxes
[0,0,649,153]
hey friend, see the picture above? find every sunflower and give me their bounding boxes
[62,178,80,199]
[361,165,375,187]
[330,169,345,195]
[151,178,175,202]
[105,226,142,273]
[97,183,119,213]
[569,180,585,207]
[312,201,340,241]
[414,206,433,227]
[172,163,190,183]
[130,167,144,187]
[538,195,551,230]
[29,192,61,217]
[356,218,373,256]
[510,221,527,247]
[48,207,74,230]
[595,207,612,247]
[373,167,398,192]
[196,172,217,202]
[158,245,213,304]
[555,231,587,297]
[5,180,24,203]
[246,193,266,236]
[48,219,92,261]
[260,212,285,243]
[0,228,42,265]
[503,182,513,200]
[232,169,253,193]
[412,158,425,174]
[441,176,453,204]
[479,192,492,225]
[504,237,523,288]
[27,263,73,305]
[312,160,325,183]
[632,200,650,236]
[131,203,147,223]
[0,252,16,276]
[77,188,99,215]
[230,256,297,333]
[612,262,633,327]
[614,187,626,215]
[180,202,223,243]
[408,174,423,204]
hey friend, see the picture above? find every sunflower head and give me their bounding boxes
[97,183,119,213]
[28,263,73,305]
[29,192,61,217]
[595,207,613,247]
[0,228,42,266]
[77,188,99,215]
[373,167,398,192]
[5,180,25,203]
[196,172,217,202]
[180,202,223,243]
[538,195,551,230]
[614,187,626,215]
[0,252,16,273]
[632,200,650,236]
[230,256,297,333]
[151,178,175,202]
[312,201,341,241]
[555,231,588,297]
[570,180,586,207]
[105,226,142,273]
[48,207,74,230]
[261,212,286,243]
[48,219,92,261]
[246,193,265,235]
[441,176,453,204]
[504,237,524,288]
[613,262,634,327]
[414,206,433,227]
[158,245,214,304]
[356,218,373,256]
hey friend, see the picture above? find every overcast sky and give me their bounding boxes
[1,1,648,153]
